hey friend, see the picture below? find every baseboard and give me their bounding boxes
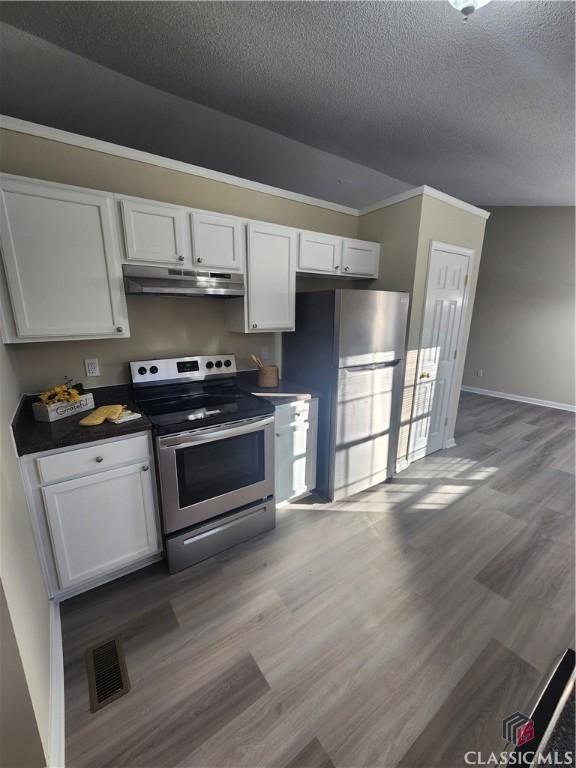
[396,457,410,474]
[444,437,457,449]
[461,385,576,413]
[48,600,64,768]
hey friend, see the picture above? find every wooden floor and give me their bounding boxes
[61,392,575,768]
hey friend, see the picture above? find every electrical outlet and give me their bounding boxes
[476,368,484,378]
[84,358,100,377]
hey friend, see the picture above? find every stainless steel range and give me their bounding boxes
[131,355,275,573]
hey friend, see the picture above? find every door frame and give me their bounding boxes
[407,240,476,464]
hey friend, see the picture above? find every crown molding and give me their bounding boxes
[0,115,358,216]
[0,115,490,220]
[359,184,490,219]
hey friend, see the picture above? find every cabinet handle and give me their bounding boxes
[177,255,184,262]
[196,257,203,264]
[344,266,350,272]
[275,432,280,437]
[95,456,104,463]
[142,465,150,471]
[116,326,123,333]
[252,323,258,329]
[334,264,340,270]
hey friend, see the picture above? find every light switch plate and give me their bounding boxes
[84,358,100,377]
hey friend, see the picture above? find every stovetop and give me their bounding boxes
[136,386,274,435]
[130,356,274,435]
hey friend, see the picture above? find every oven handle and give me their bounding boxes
[157,415,274,449]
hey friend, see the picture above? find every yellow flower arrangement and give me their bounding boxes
[38,381,82,405]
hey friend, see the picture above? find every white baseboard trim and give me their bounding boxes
[461,386,576,413]
[444,437,457,449]
[396,457,410,474]
[48,600,64,768]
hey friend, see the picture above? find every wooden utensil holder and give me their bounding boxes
[257,365,279,388]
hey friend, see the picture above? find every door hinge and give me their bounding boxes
[444,416,448,427]
[454,349,457,360]
[464,274,469,287]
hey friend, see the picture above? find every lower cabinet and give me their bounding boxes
[21,432,161,597]
[43,462,158,589]
[274,398,318,504]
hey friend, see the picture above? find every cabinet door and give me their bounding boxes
[341,239,380,278]
[191,212,244,272]
[120,197,189,265]
[0,176,129,339]
[298,231,342,275]
[274,398,318,504]
[43,463,159,589]
[246,223,296,331]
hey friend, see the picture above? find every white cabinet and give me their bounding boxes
[298,231,342,275]
[297,232,380,279]
[341,239,380,278]
[120,196,190,266]
[0,175,129,342]
[226,222,296,333]
[43,462,158,589]
[191,212,244,272]
[275,398,318,504]
[21,432,160,598]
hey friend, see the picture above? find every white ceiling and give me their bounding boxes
[0,1,574,206]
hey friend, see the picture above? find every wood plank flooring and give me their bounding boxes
[61,392,575,768]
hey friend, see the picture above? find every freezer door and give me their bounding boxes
[332,360,400,500]
[337,290,409,368]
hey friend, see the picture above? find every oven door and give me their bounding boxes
[157,415,274,534]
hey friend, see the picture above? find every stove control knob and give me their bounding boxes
[224,359,232,367]
[215,360,223,369]
[206,361,214,370]
[149,365,158,374]
[138,366,147,376]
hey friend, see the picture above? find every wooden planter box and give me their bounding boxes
[32,393,95,423]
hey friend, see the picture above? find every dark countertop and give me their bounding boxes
[12,375,319,457]
[12,385,152,457]
[235,372,321,407]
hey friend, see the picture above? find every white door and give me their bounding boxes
[120,197,190,266]
[298,231,342,275]
[43,463,159,589]
[341,239,380,278]
[246,222,296,331]
[0,176,129,339]
[190,212,244,272]
[409,245,470,459]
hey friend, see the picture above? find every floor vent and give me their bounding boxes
[86,637,130,713]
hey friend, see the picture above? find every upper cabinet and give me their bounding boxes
[120,197,190,266]
[298,231,342,275]
[190,212,244,272]
[226,222,296,333]
[0,175,129,342]
[297,232,380,279]
[341,239,380,278]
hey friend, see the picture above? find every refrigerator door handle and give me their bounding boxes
[344,358,402,372]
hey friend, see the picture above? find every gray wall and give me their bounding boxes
[463,207,575,407]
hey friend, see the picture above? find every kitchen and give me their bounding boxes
[0,119,488,766]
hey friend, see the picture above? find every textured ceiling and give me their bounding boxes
[0,1,574,205]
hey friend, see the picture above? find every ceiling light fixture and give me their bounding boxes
[449,0,493,21]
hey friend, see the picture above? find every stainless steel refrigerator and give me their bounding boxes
[283,289,409,501]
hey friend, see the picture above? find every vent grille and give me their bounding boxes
[85,637,130,713]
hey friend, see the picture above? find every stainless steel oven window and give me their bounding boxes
[157,416,275,534]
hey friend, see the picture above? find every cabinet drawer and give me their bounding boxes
[36,434,150,485]
[274,400,311,428]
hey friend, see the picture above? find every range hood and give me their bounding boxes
[123,264,245,297]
